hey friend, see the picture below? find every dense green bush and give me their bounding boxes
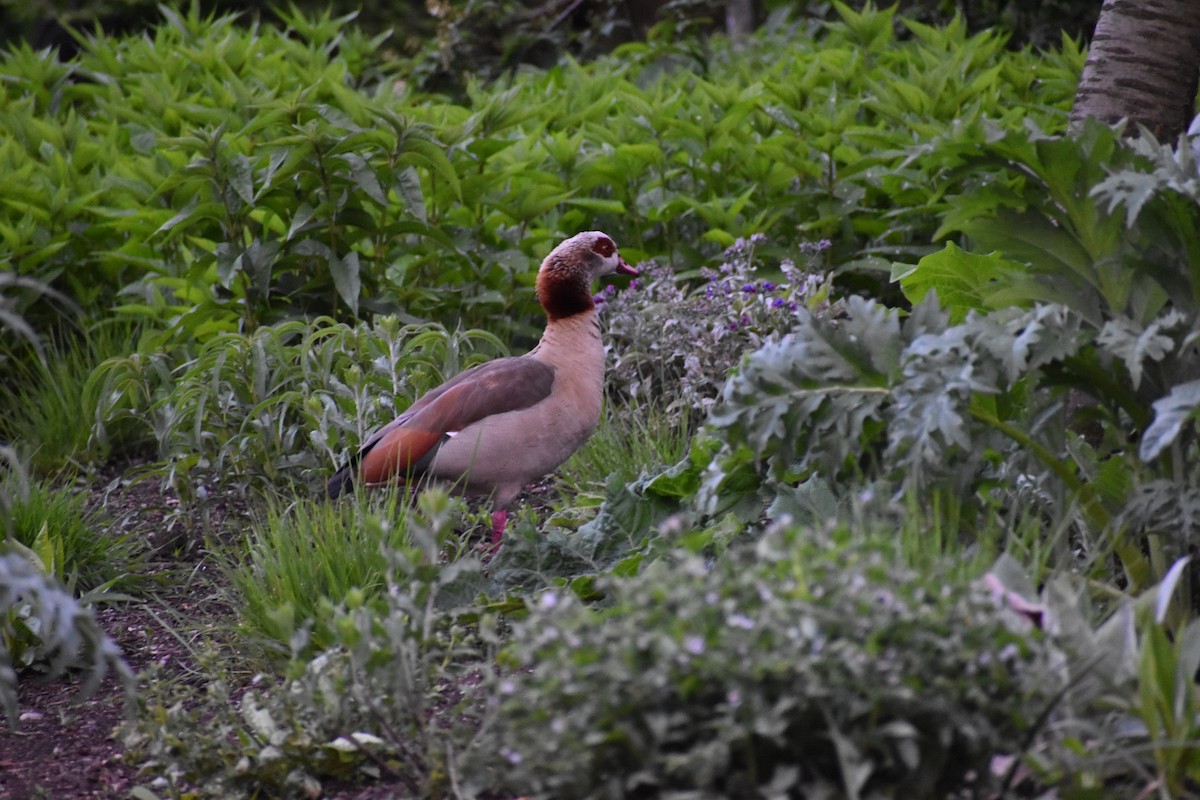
[579,121,1200,604]
[1,3,1081,362]
[464,525,1059,799]
[0,2,1083,496]
[3,0,1098,97]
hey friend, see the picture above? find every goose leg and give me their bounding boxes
[489,509,508,550]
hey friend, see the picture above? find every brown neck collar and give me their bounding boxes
[536,257,594,322]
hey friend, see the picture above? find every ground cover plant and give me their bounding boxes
[6,3,1200,798]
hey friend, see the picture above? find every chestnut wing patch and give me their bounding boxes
[354,358,556,487]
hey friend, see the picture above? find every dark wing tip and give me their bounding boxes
[327,465,355,499]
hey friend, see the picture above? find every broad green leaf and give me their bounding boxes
[960,208,1092,280]
[893,242,1024,322]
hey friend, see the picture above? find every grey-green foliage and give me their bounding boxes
[874,121,1200,590]
[1088,130,1200,463]
[703,295,1083,514]
[463,524,1059,799]
[689,124,1200,582]
[908,122,1200,426]
[0,550,133,728]
[984,554,1200,797]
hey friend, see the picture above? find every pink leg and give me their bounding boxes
[489,509,508,550]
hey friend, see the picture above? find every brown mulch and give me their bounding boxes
[1,604,172,800]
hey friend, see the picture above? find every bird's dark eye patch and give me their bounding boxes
[592,236,615,257]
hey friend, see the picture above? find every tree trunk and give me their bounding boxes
[1070,0,1200,140]
[725,0,758,40]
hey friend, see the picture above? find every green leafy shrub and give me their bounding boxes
[464,524,1060,799]
[1,6,460,339]
[889,121,1200,589]
[2,3,1081,349]
[571,121,1200,616]
[418,0,1097,99]
[696,290,1172,588]
[126,491,489,799]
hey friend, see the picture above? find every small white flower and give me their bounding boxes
[683,635,705,655]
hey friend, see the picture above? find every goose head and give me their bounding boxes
[537,231,637,321]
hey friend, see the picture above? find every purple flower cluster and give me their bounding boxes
[593,283,619,308]
[597,234,838,410]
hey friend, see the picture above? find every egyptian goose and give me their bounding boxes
[327,231,637,545]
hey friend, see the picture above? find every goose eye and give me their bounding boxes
[592,237,615,258]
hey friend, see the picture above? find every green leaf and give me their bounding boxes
[339,152,386,206]
[893,242,1025,322]
[960,208,1092,280]
[564,197,627,215]
[331,251,361,316]
[394,166,426,222]
[229,153,255,206]
[1140,379,1200,462]
[154,195,200,235]
[287,203,317,241]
